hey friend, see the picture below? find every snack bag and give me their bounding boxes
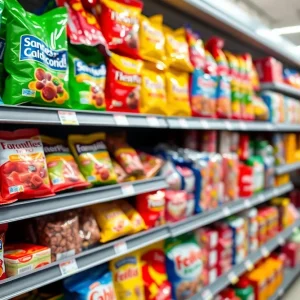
[0,223,7,280]
[165,69,191,116]
[139,15,166,66]
[92,202,133,243]
[140,62,168,115]
[69,45,106,110]
[165,190,188,223]
[105,53,143,113]
[164,26,193,72]
[140,242,172,300]
[99,0,143,58]
[165,233,204,300]
[0,129,53,203]
[112,160,133,183]
[138,151,164,179]
[3,0,69,107]
[204,50,217,75]
[68,133,117,186]
[42,135,89,193]
[110,251,145,300]
[118,200,146,233]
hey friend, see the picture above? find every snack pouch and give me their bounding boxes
[3,0,69,107]
[105,53,143,113]
[165,190,188,222]
[68,133,117,186]
[164,233,203,300]
[138,151,163,179]
[110,251,145,300]
[92,202,133,243]
[69,45,106,110]
[190,69,217,118]
[140,62,168,115]
[139,15,166,66]
[0,223,7,280]
[165,69,191,117]
[42,135,88,193]
[0,129,53,203]
[99,0,143,58]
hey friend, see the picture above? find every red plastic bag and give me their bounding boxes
[0,223,7,280]
[0,129,54,202]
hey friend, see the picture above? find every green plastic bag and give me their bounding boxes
[3,0,70,108]
[69,45,106,111]
[0,0,5,98]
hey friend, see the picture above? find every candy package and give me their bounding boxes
[138,151,164,179]
[165,190,188,222]
[0,223,7,280]
[112,160,133,183]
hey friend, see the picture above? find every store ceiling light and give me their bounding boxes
[272,25,300,35]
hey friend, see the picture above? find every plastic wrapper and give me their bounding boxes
[0,223,7,280]
[138,151,164,179]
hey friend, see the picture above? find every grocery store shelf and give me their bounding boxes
[261,82,300,99]
[0,176,168,224]
[276,124,300,132]
[169,183,294,237]
[193,220,300,300]
[275,162,300,175]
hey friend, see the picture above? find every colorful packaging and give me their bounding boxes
[138,152,163,179]
[223,153,239,202]
[0,11,6,98]
[165,234,203,300]
[0,223,7,280]
[3,0,69,107]
[204,50,217,75]
[254,57,283,83]
[92,202,133,243]
[68,45,106,110]
[253,95,269,121]
[110,251,145,300]
[105,53,143,113]
[68,133,117,186]
[112,160,132,183]
[165,190,188,223]
[165,69,191,117]
[0,129,53,203]
[99,0,143,58]
[164,26,193,72]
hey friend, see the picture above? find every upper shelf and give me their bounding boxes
[260,83,300,99]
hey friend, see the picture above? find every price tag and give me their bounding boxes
[261,247,270,258]
[225,121,233,130]
[222,207,231,217]
[58,111,79,125]
[59,258,78,276]
[147,116,160,127]
[278,236,285,246]
[178,118,189,128]
[114,115,129,126]
[239,121,247,130]
[272,189,277,198]
[267,123,274,131]
[114,241,128,255]
[244,199,251,208]
[244,260,254,271]
[201,289,213,300]
[200,120,209,129]
[258,194,264,202]
[121,184,135,196]
[228,271,238,284]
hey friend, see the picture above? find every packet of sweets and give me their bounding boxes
[112,160,133,183]
[105,53,143,113]
[138,151,164,179]
[69,45,106,111]
[3,0,70,108]
[68,133,117,186]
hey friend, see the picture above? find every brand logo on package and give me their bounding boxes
[74,59,106,78]
[20,35,67,71]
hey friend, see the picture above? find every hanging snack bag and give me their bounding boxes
[140,62,168,115]
[164,26,194,72]
[165,69,191,116]
[3,0,69,107]
[69,45,106,111]
[0,129,53,203]
[99,0,143,58]
[139,15,166,66]
[105,53,143,113]
[0,223,7,280]
[92,202,133,243]
[42,135,88,193]
[68,133,117,186]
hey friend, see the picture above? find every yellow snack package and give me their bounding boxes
[165,69,191,116]
[140,62,168,115]
[92,202,133,243]
[139,15,166,67]
[118,200,146,233]
[110,251,145,300]
[164,26,194,72]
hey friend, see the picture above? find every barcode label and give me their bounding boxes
[18,265,33,274]
[56,249,75,261]
[58,111,79,125]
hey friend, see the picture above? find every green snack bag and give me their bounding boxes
[3,0,69,108]
[69,45,106,111]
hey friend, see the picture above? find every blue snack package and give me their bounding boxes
[216,75,231,118]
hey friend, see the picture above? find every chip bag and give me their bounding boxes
[110,251,145,300]
[42,135,89,193]
[105,53,143,113]
[164,26,193,72]
[0,129,53,203]
[69,45,106,110]
[140,62,167,115]
[165,69,191,116]
[92,202,133,243]
[0,223,7,280]
[138,151,164,179]
[68,133,117,186]
[3,0,70,107]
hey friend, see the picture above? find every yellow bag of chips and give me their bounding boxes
[118,200,146,233]
[164,26,194,72]
[110,251,145,300]
[165,69,191,116]
[140,62,168,115]
[92,202,133,243]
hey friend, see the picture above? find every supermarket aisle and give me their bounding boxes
[283,277,300,299]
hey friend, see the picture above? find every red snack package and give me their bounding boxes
[254,57,283,83]
[105,53,143,113]
[98,0,143,58]
[165,190,188,222]
[0,223,7,280]
[138,151,163,179]
[0,129,54,203]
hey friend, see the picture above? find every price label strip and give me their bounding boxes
[178,118,189,128]
[244,260,254,271]
[261,247,270,258]
[222,207,231,217]
[277,236,285,246]
[239,121,247,130]
[59,258,78,276]
[200,120,209,129]
[114,241,128,255]
[114,115,129,126]
[121,184,135,196]
[244,199,251,208]
[225,121,233,131]
[58,111,79,125]
[147,116,160,127]
[201,289,213,300]
[228,271,238,284]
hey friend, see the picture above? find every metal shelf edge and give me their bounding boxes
[260,83,300,99]
[275,162,300,175]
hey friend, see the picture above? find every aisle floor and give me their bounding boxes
[283,276,300,299]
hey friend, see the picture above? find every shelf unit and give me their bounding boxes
[275,162,300,175]
[260,83,300,99]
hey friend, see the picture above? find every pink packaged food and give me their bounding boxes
[165,190,187,222]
